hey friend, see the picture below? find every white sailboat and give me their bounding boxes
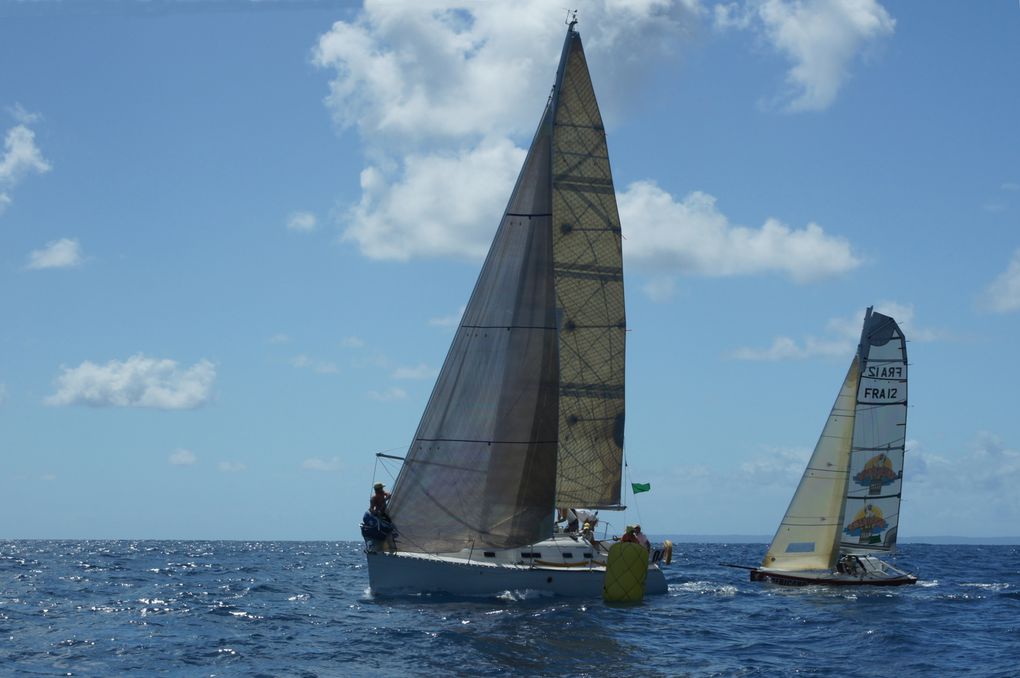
[362,19,668,597]
[750,307,917,586]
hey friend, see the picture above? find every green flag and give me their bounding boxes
[631,482,651,494]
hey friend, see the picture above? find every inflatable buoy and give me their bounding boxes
[603,542,648,603]
[663,540,673,565]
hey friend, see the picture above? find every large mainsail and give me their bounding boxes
[839,308,907,554]
[761,360,858,571]
[386,24,625,553]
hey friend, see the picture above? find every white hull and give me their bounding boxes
[366,536,668,598]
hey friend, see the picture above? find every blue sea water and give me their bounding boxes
[1,541,1018,677]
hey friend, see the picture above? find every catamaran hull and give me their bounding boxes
[749,568,917,587]
[367,551,668,597]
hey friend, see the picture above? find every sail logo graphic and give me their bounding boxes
[854,453,902,495]
[844,504,888,544]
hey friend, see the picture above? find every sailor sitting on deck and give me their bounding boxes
[618,525,640,544]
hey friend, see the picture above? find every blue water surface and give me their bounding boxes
[2,540,1018,676]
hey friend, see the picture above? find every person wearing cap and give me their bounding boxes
[633,524,650,549]
[619,525,640,544]
[369,482,391,519]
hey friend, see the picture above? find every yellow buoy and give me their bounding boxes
[603,542,648,603]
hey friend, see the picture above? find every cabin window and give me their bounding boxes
[583,552,593,558]
[483,551,496,558]
[520,552,542,558]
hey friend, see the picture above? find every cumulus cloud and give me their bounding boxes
[46,355,216,409]
[979,249,1020,314]
[302,456,343,472]
[621,184,860,281]
[731,301,936,361]
[715,0,895,112]
[0,118,51,214]
[218,461,246,473]
[344,140,526,260]
[314,1,707,262]
[169,449,197,465]
[341,336,366,349]
[26,238,83,270]
[286,211,317,232]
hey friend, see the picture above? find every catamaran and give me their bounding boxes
[361,19,668,597]
[749,307,917,586]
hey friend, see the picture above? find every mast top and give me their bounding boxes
[565,9,578,31]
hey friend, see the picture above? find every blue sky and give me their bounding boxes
[1,0,1018,541]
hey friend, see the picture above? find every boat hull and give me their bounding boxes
[749,567,917,587]
[367,550,668,597]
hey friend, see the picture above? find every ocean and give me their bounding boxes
[2,540,1017,677]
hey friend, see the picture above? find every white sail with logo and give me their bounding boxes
[840,308,907,554]
[761,307,907,572]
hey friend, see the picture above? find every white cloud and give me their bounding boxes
[268,333,290,345]
[0,123,50,183]
[731,301,936,361]
[7,103,41,125]
[169,448,197,465]
[341,336,366,349]
[429,306,465,328]
[980,249,1020,314]
[392,363,437,380]
[344,139,526,260]
[715,0,895,112]
[314,1,705,262]
[368,387,407,402]
[46,355,216,409]
[1002,182,1020,192]
[218,461,246,473]
[286,211,317,232]
[0,121,50,214]
[26,238,83,270]
[302,456,343,472]
[291,354,339,374]
[621,184,860,281]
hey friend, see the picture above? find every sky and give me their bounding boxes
[1,0,1018,541]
